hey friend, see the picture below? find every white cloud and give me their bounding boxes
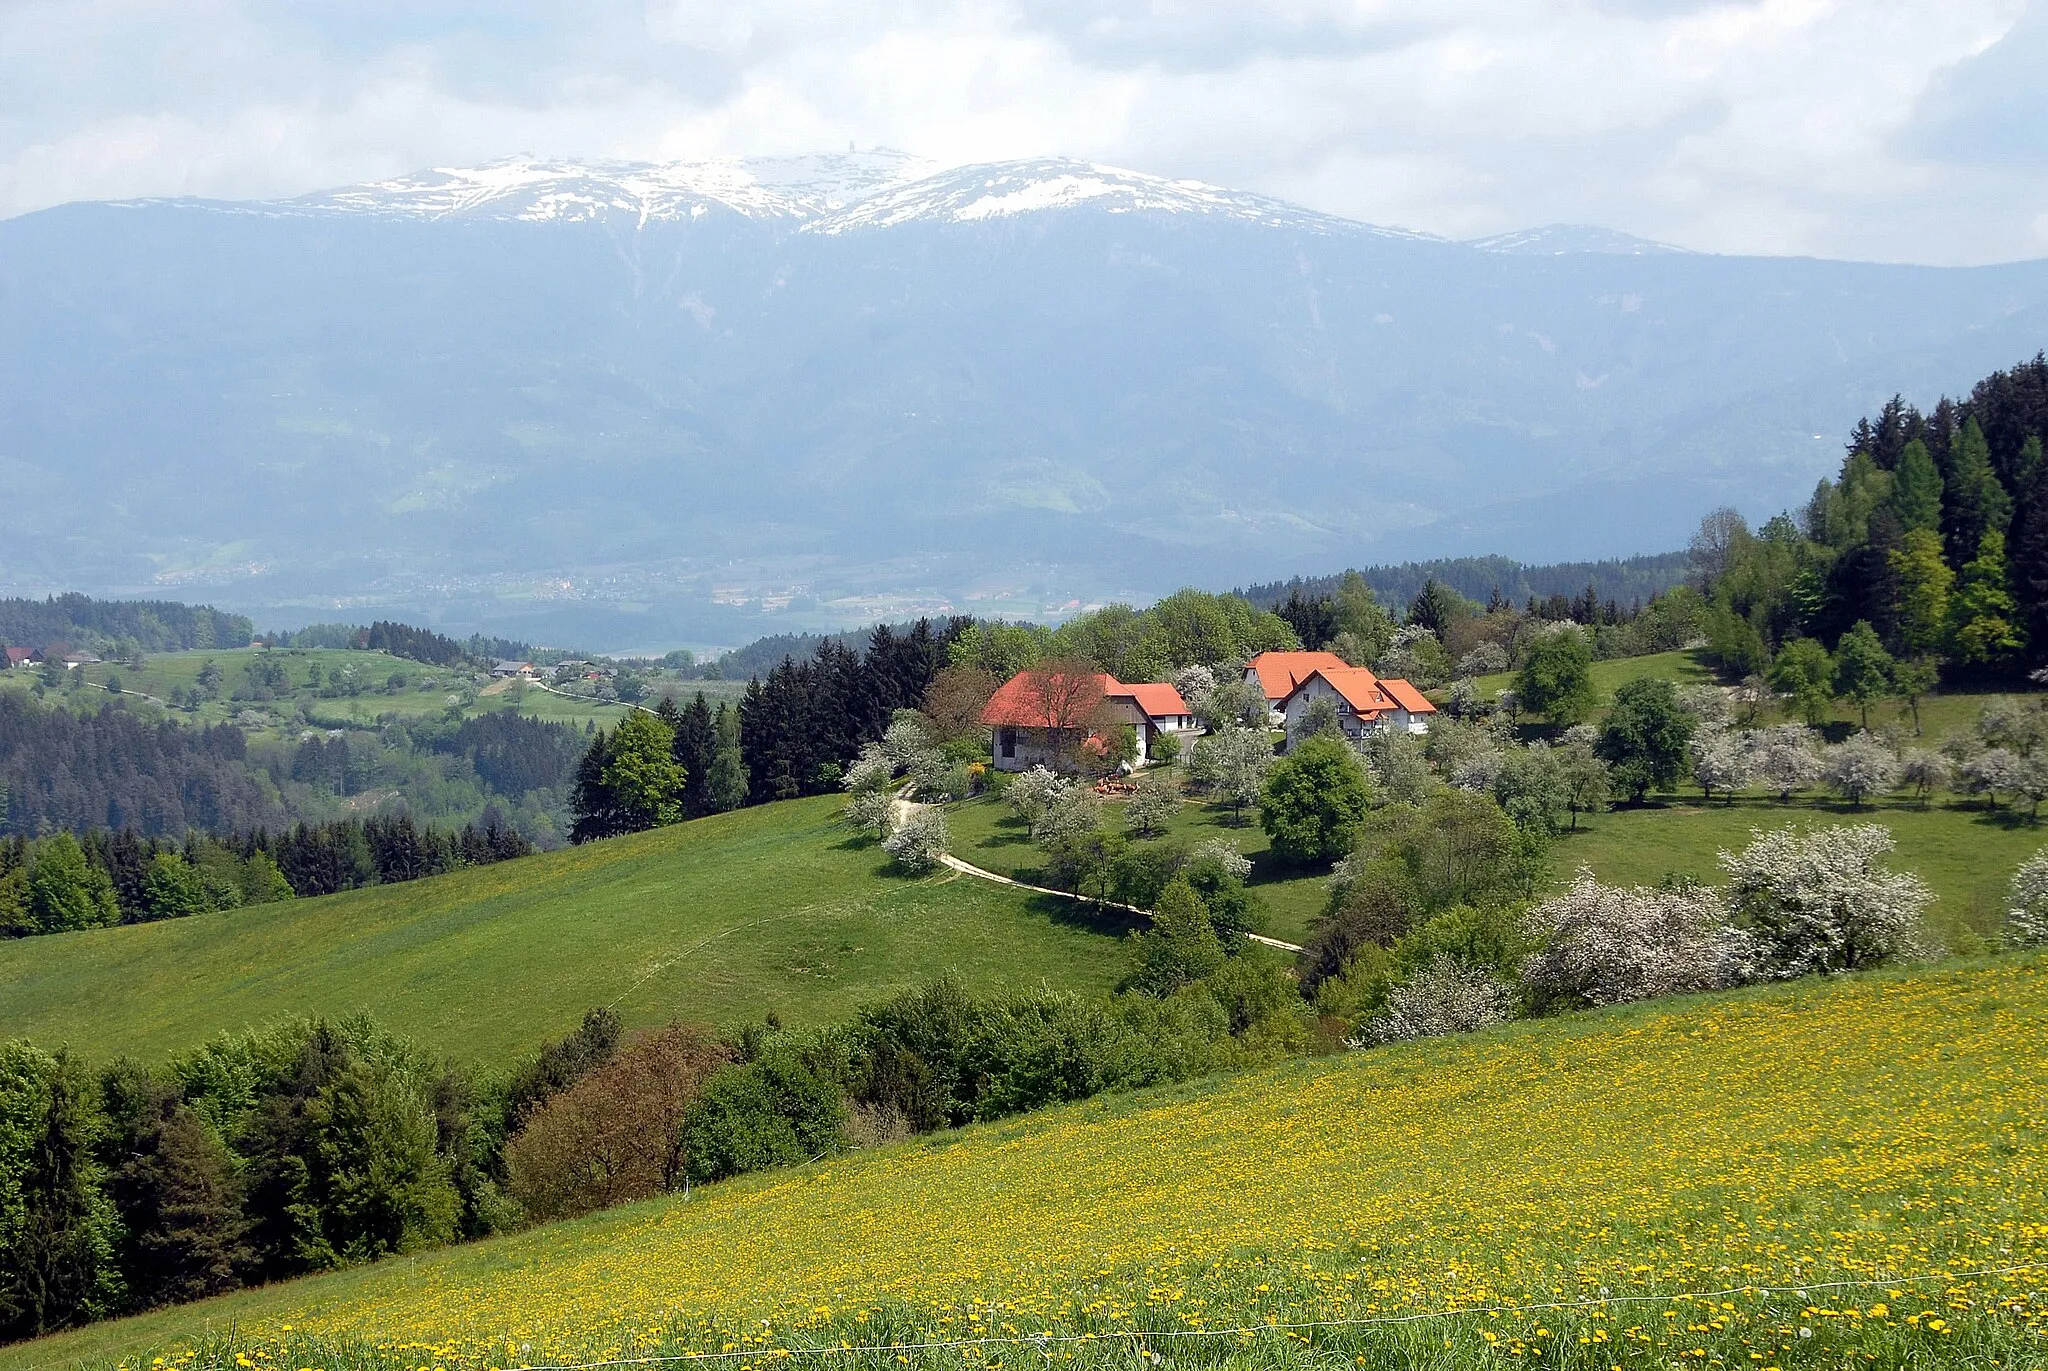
[0,0,2043,263]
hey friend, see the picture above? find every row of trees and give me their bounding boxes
[0,814,532,938]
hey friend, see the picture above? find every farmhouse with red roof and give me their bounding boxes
[1245,651,1437,746]
[980,669,1197,772]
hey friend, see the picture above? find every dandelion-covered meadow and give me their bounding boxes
[24,959,2047,1371]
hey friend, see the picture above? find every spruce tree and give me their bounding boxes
[2007,436,2048,651]
[1888,439,1942,532]
[673,693,718,819]
[1948,530,2026,673]
[103,1072,249,1308]
[0,1050,121,1337]
[1944,418,2014,570]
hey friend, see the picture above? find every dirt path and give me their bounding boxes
[897,793,1305,954]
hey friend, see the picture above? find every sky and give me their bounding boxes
[2,0,2045,264]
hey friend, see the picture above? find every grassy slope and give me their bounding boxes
[0,797,1128,1066]
[9,955,2043,1371]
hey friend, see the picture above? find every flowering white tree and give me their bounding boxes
[1747,725,1822,801]
[1362,956,1514,1045]
[1822,732,1902,808]
[881,807,949,873]
[2007,848,2048,946]
[1521,869,1753,1006]
[1449,748,1505,794]
[1008,765,1072,825]
[1898,749,1953,807]
[881,713,933,769]
[842,741,894,794]
[1124,771,1184,838]
[1032,789,1101,848]
[1689,727,1752,803]
[1960,748,2023,807]
[1206,725,1274,822]
[1172,664,1217,719]
[1677,684,1733,728]
[1456,641,1510,678]
[1721,823,1934,975]
[844,787,896,839]
[1191,837,1252,882]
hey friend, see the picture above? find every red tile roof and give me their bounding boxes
[981,672,1191,728]
[1110,681,1191,719]
[1378,678,1438,715]
[980,670,1116,728]
[1246,650,1351,702]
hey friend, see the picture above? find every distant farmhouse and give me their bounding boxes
[980,669,1197,773]
[1242,651,1436,747]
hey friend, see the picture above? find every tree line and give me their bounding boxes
[1693,352,2048,684]
[0,814,532,938]
[0,594,253,657]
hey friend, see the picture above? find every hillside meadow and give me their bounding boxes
[0,796,1129,1065]
[947,783,2043,947]
[6,956,2042,1371]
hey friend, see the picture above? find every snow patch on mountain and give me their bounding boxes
[1468,224,1689,256]
[808,159,1438,240]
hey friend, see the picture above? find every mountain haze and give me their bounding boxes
[3,151,2046,646]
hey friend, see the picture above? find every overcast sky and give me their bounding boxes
[2,0,2044,264]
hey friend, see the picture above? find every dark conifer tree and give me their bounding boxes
[102,1072,249,1308]
[673,694,718,819]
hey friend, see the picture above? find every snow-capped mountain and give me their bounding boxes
[1468,224,1689,256]
[138,151,941,224]
[8,152,2048,645]
[803,159,1432,239]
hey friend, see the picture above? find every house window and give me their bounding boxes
[999,727,1016,759]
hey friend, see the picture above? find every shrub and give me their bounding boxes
[1124,878,1225,994]
[1259,734,1372,863]
[1521,869,1752,1008]
[503,1008,623,1133]
[1148,731,1181,765]
[1721,823,1934,976]
[881,808,948,874]
[2006,848,2048,946]
[503,1027,729,1221]
[1362,956,1513,1045]
[681,1053,846,1184]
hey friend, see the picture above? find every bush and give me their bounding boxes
[1362,955,1513,1045]
[881,808,948,873]
[1521,869,1752,1008]
[681,1054,845,1184]
[1722,823,1934,975]
[1259,734,1372,863]
[503,1027,728,1221]
[2006,848,2048,946]
[1124,878,1225,994]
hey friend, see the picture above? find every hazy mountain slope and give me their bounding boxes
[2,155,2045,644]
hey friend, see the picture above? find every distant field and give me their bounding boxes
[12,956,2042,1371]
[1464,647,1713,716]
[0,796,1128,1066]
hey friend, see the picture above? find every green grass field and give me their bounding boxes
[950,774,2040,950]
[1463,647,1714,714]
[9,955,2042,1371]
[0,796,1128,1066]
[946,790,1329,944]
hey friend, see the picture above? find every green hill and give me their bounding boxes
[0,796,1130,1065]
[7,956,2042,1371]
